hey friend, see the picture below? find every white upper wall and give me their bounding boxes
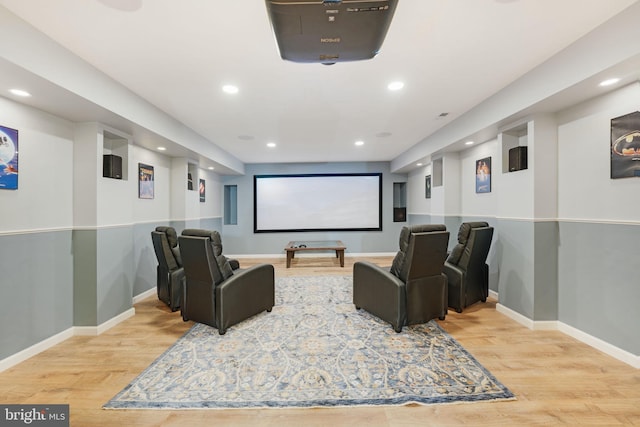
[0,96,74,232]
[132,145,172,223]
[557,82,640,223]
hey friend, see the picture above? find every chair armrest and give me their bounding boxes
[444,261,464,289]
[220,264,274,293]
[217,264,275,316]
[353,261,406,331]
[354,261,404,289]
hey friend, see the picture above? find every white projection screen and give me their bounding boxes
[254,173,382,232]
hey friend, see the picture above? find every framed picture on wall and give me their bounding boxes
[610,111,640,179]
[199,179,206,202]
[0,125,19,190]
[425,175,431,198]
[475,157,491,193]
[138,163,154,199]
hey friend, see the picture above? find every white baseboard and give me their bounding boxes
[557,322,639,369]
[74,308,135,336]
[0,308,136,372]
[133,288,156,304]
[496,303,639,369]
[0,327,75,373]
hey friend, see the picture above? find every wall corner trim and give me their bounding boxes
[74,308,135,336]
[133,288,156,304]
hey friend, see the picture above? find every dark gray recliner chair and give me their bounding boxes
[181,228,240,271]
[353,224,450,333]
[445,221,494,313]
[151,226,184,311]
[178,229,274,335]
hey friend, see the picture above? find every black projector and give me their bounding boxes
[265,0,398,64]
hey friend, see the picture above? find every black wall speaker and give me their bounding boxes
[393,207,406,222]
[103,154,123,179]
[508,146,528,172]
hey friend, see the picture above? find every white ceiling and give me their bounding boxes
[1,0,639,174]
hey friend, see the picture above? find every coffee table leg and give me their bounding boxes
[286,251,292,268]
[338,250,344,267]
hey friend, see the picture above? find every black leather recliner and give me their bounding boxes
[353,224,450,332]
[445,221,494,313]
[151,226,184,311]
[178,229,275,335]
[181,228,240,271]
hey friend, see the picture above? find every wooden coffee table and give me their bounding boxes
[284,240,346,268]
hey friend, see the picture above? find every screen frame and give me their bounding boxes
[253,172,383,233]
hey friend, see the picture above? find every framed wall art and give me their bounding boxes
[199,179,205,202]
[611,111,640,179]
[425,175,431,198]
[475,157,491,194]
[0,125,19,190]
[138,163,154,199]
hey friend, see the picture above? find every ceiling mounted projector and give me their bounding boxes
[265,0,399,64]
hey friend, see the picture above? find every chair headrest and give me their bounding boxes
[181,228,215,239]
[398,224,446,251]
[457,221,489,244]
[155,226,178,248]
[410,224,446,233]
[181,229,223,256]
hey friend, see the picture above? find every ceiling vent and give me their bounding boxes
[265,0,399,64]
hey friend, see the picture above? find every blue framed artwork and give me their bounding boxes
[475,156,491,194]
[0,125,19,190]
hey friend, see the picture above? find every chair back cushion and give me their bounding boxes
[390,226,411,278]
[155,226,178,248]
[151,230,179,271]
[405,231,450,280]
[181,229,234,284]
[456,226,494,272]
[178,235,218,284]
[447,222,489,266]
[390,224,447,281]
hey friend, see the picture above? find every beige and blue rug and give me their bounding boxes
[105,276,514,409]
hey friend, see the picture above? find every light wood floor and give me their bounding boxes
[1,256,638,426]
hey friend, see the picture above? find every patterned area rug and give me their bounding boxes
[105,276,514,409]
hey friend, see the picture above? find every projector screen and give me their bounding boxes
[254,173,382,232]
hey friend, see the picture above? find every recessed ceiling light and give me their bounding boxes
[9,88,31,97]
[599,78,620,87]
[222,84,239,94]
[208,166,215,170]
[465,141,475,145]
[416,163,423,166]
[267,142,276,148]
[157,146,166,151]
[387,81,404,91]
[355,140,364,146]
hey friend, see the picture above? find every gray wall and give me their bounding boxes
[495,219,559,321]
[0,231,74,359]
[558,221,639,355]
[221,162,407,255]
